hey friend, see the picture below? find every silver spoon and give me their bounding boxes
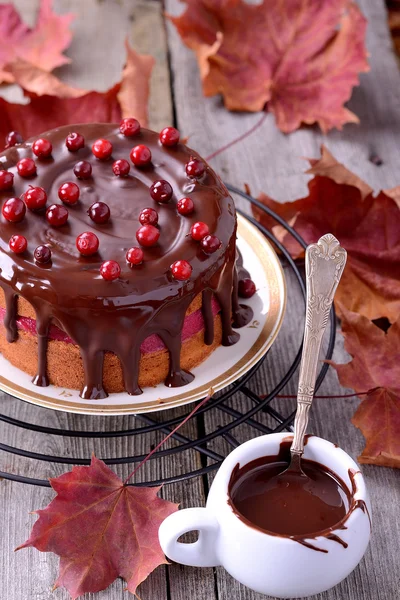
[283,233,347,478]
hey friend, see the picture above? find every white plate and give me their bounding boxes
[0,215,286,415]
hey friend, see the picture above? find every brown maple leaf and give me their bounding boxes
[306,145,373,199]
[116,41,155,128]
[0,42,154,149]
[0,0,74,84]
[305,144,400,207]
[329,307,400,468]
[168,0,369,132]
[253,152,400,323]
[17,456,178,599]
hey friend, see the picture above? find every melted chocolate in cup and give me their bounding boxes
[228,440,356,551]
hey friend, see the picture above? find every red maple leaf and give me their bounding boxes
[168,0,369,132]
[0,0,74,84]
[17,456,178,599]
[0,42,155,149]
[329,307,400,468]
[253,149,400,323]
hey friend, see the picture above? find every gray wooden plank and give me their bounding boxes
[165,1,400,599]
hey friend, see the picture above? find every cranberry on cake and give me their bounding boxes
[0,122,254,400]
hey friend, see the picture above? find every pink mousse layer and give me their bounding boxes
[0,298,220,355]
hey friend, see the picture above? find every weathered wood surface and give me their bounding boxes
[0,1,399,599]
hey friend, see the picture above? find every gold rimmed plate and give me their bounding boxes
[0,214,286,415]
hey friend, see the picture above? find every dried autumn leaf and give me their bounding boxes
[0,89,121,148]
[5,59,87,98]
[17,456,178,599]
[168,0,369,132]
[307,145,400,209]
[254,164,400,323]
[0,43,154,149]
[0,0,74,84]
[306,145,373,199]
[117,40,155,129]
[329,307,400,468]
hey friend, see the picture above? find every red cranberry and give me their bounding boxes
[238,278,256,298]
[76,232,99,256]
[92,138,113,160]
[150,180,173,203]
[73,161,92,180]
[126,246,144,265]
[190,221,209,241]
[186,158,205,179]
[5,131,23,148]
[159,127,180,147]
[88,202,110,224]
[24,186,47,211]
[201,235,221,255]
[120,118,140,137]
[34,245,51,264]
[130,144,151,167]
[170,260,192,281]
[58,182,80,205]
[177,197,194,215]
[112,159,130,177]
[100,260,121,281]
[9,234,27,254]
[46,204,68,227]
[0,170,14,191]
[136,224,160,247]
[66,132,85,152]
[32,138,52,158]
[16,158,36,177]
[2,197,26,222]
[139,207,158,226]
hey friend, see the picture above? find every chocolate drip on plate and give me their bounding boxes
[232,266,253,328]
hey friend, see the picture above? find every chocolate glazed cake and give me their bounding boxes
[0,121,253,400]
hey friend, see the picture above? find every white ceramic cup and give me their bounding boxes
[159,433,371,598]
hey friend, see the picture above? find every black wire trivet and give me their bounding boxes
[0,185,336,488]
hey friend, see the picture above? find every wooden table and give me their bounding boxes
[1,2,399,599]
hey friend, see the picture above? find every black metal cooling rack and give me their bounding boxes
[0,185,336,488]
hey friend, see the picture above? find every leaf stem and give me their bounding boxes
[123,391,213,485]
[205,113,267,162]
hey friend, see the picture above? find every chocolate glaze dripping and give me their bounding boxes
[33,311,50,387]
[295,539,328,554]
[216,257,240,346]
[0,124,253,398]
[326,533,348,549]
[81,349,107,400]
[348,468,372,529]
[3,287,17,343]
[228,439,370,553]
[201,289,214,346]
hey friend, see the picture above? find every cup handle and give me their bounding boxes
[159,507,220,567]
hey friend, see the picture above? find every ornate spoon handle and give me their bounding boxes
[290,234,347,457]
